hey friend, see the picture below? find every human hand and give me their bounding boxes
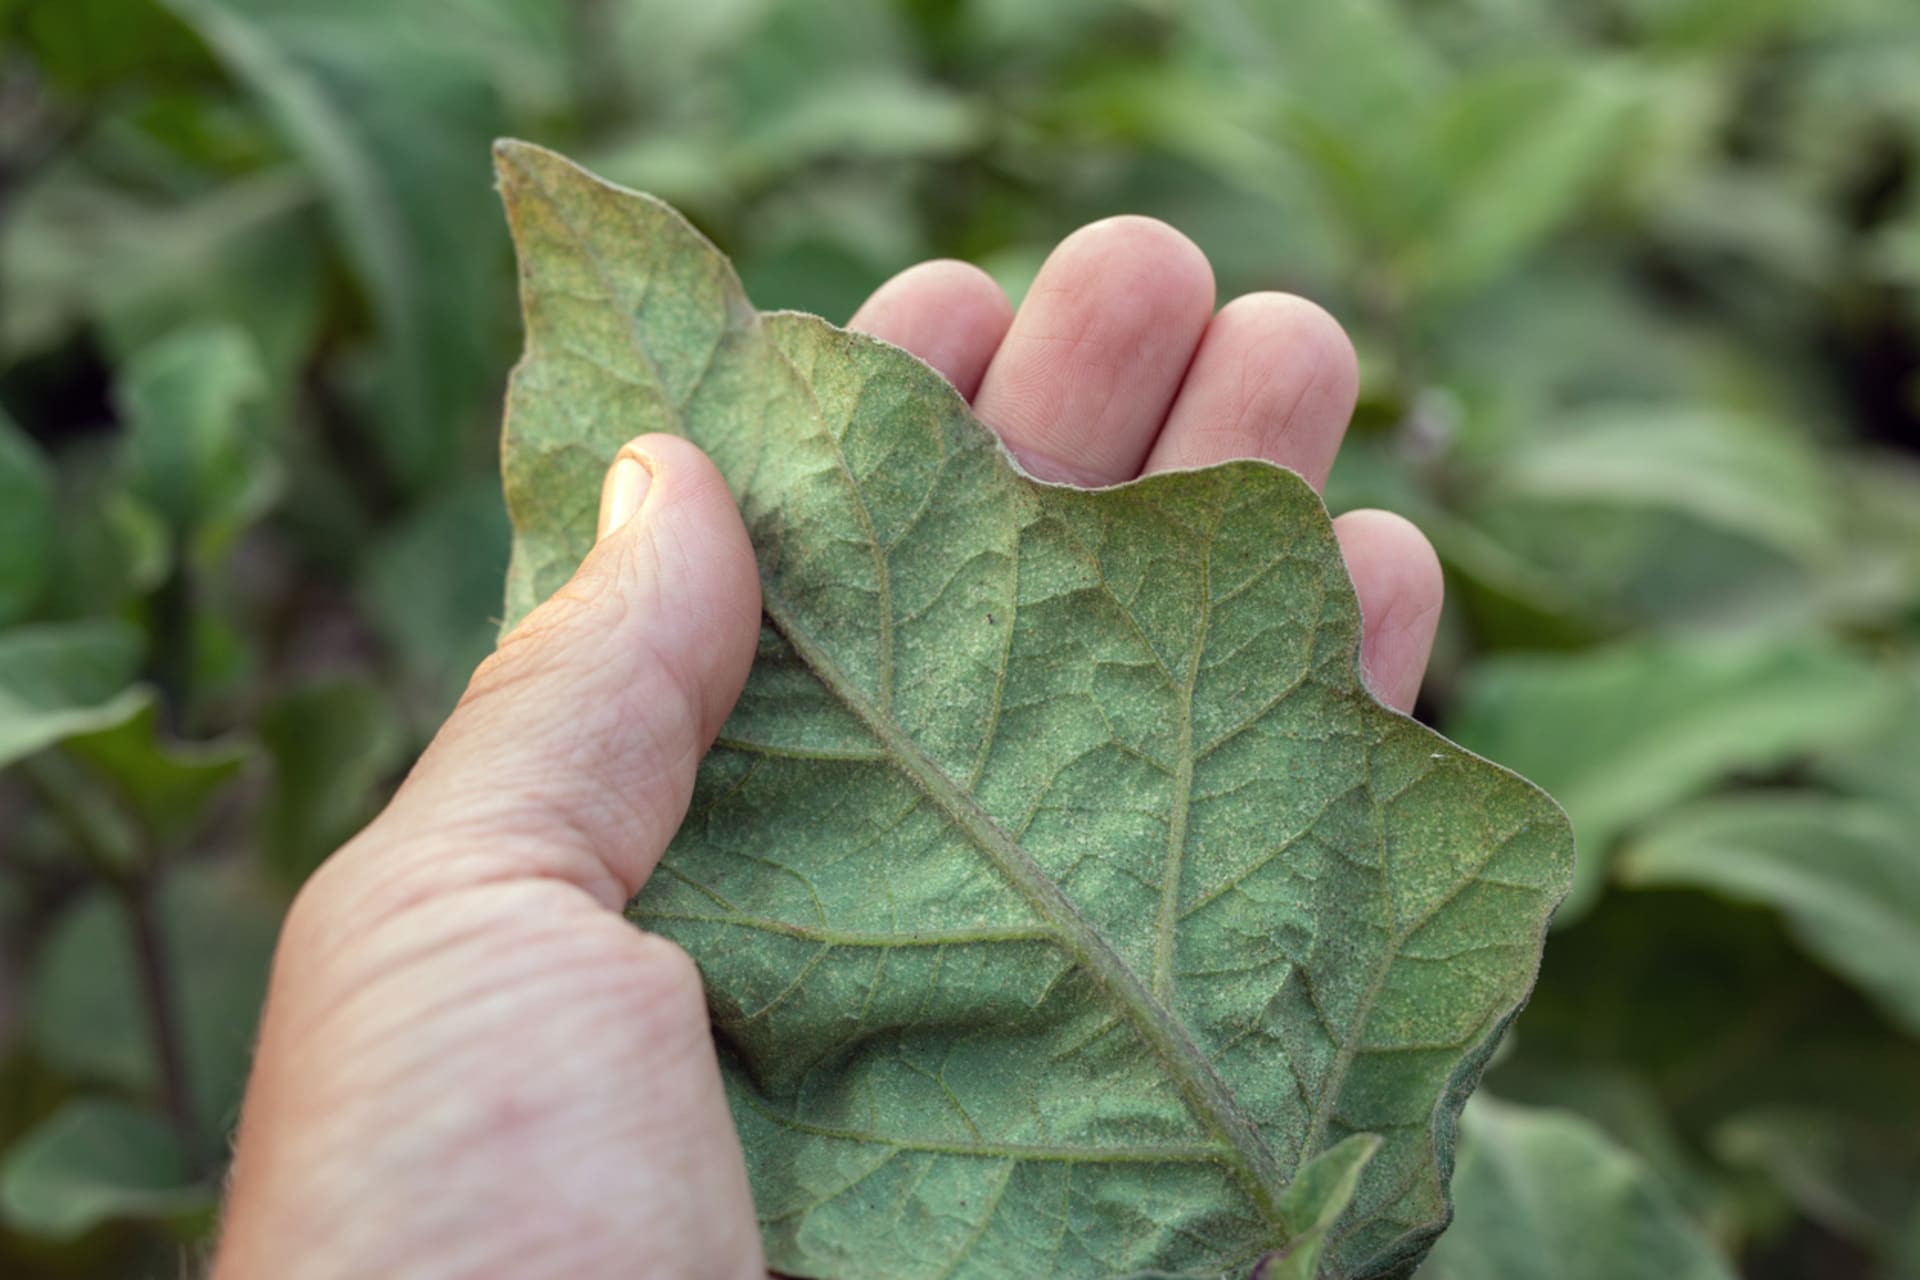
[214,218,1441,1279]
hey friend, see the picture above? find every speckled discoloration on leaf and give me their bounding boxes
[494,140,1572,1280]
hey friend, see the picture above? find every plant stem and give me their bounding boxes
[122,874,208,1178]
[21,754,138,876]
[30,752,211,1177]
[150,548,195,736]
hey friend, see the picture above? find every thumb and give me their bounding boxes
[217,435,767,1279]
[352,432,762,911]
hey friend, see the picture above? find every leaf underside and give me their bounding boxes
[495,140,1573,1280]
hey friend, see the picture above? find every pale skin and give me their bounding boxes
[214,219,1443,1279]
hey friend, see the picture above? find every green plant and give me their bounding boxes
[1,0,1915,1276]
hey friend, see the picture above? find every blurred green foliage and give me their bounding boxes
[0,0,1914,1275]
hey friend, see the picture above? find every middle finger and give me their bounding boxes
[971,216,1215,485]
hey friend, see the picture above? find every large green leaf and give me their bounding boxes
[1449,637,1892,921]
[1421,1099,1734,1280]
[0,1099,212,1242]
[0,621,145,771]
[1620,794,1920,1036]
[497,141,1573,1279]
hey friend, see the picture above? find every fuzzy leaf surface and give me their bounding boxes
[495,141,1572,1280]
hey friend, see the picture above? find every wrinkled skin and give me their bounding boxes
[216,220,1442,1279]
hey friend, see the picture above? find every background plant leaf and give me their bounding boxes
[118,323,275,562]
[1421,1098,1735,1280]
[0,413,56,626]
[1711,1106,1920,1266]
[257,675,407,887]
[6,3,1920,1275]
[1620,794,1920,1036]
[0,622,145,771]
[0,1100,212,1243]
[1259,1134,1378,1280]
[1398,60,1645,298]
[496,141,1573,1280]
[0,161,323,391]
[1479,408,1841,569]
[358,476,514,720]
[1814,665,1920,827]
[158,0,513,491]
[1449,637,1893,921]
[58,695,253,852]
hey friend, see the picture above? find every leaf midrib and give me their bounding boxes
[759,591,1290,1226]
